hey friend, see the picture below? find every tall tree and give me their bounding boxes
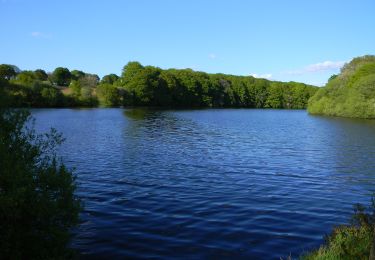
[50,67,72,86]
[121,61,144,85]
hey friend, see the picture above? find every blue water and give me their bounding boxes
[31,108,375,259]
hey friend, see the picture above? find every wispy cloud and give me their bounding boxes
[208,53,217,59]
[250,73,272,80]
[30,31,51,39]
[285,60,346,75]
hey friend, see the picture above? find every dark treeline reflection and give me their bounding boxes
[0,62,317,108]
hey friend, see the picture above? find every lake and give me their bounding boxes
[31,108,375,259]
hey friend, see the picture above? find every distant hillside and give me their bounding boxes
[308,55,375,118]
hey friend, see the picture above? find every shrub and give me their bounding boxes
[301,198,375,260]
[0,109,81,259]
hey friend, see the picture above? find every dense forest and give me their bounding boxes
[0,62,317,109]
[308,55,375,118]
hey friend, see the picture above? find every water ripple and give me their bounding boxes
[31,108,375,259]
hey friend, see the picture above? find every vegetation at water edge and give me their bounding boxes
[0,62,317,109]
[0,103,81,258]
[308,55,375,119]
[301,197,375,260]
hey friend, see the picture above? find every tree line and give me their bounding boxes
[0,62,318,108]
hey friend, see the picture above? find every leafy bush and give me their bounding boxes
[301,198,375,260]
[97,83,121,107]
[0,109,81,259]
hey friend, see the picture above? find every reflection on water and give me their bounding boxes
[123,108,154,120]
[31,108,375,259]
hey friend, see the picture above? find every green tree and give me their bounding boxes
[34,69,48,81]
[124,66,163,105]
[0,109,81,259]
[97,83,120,107]
[41,87,63,107]
[101,74,119,85]
[249,79,269,108]
[266,83,283,108]
[208,75,227,107]
[15,71,37,86]
[78,74,99,88]
[80,86,95,105]
[69,80,82,99]
[50,67,72,86]
[0,64,17,80]
[121,61,144,85]
[70,70,85,81]
[159,70,185,106]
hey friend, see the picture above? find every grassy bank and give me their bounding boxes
[301,198,375,260]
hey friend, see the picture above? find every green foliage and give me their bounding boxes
[266,83,283,108]
[80,86,97,106]
[78,74,99,89]
[68,80,97,106]
[101,74,119,85]
[301,198,375,260]
[328,74,338,82]
[0,80,10,105]
[34,69,48,81]
[0,64,17,80]
[70,70,85,81]
[41,87,63,107]
[123,66,172,106]
[50,67,72,86]
[118,61,317,108]
[308,55,375,118]
[69,80,82,98]
[15,70,37,86]
[97,83,121,107]
[0,109,81,259]
[121,61,144,85]
[2,62,318,108]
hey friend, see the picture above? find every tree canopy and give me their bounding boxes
[34,69,48,81]
[101,73,119,85]
[50,67,72,86]
[0,64,16,80]
[0,62,318,109]
[308,55,375,118]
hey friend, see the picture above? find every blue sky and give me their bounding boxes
[1,0,374,86]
